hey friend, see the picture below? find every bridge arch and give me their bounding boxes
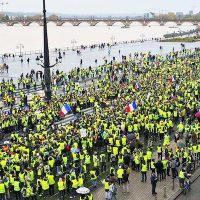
[8,21,22,26]
[15,22,25,26]
[181,22,195,26]
[26,21,41,26]
[61,22,74,27]
[93,21,107,26]
[129,21,143,26]
[146,21,161,26]
[47,21,57,26]
[77,21,91,26]
[164,21,178,26]
[112,21,125,26]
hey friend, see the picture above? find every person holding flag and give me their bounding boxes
[125,100,137,113]
[59,104,72,117]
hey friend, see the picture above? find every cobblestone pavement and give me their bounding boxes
[93,170,180,200]
[93,142,181,200]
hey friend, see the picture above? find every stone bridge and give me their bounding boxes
[1,18,200,27]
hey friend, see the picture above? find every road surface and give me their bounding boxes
[176,175,200,200]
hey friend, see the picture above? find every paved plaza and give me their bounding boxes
[92,163,200,200]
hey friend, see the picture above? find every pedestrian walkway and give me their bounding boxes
[92,141,186,200]
[93,170,180,200]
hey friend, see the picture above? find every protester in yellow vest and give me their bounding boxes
[0,181,6,198]
[58,178,66,199]
[117,166,124,186]
[141,160,147,182]
[41,177,49,197]
[47,173,55,196]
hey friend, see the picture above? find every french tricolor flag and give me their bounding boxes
[135,82,140,90]
[125,101,137,113]
[59,104,72,117]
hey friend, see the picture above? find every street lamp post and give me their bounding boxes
[0,1,8,14]
[37,0,61,101]
[42,0,52,101]
[17,43,24,57]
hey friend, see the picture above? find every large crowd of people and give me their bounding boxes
[0,47,199,200]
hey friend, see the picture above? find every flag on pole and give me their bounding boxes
[59,104,72,117]
[125,100,137,113]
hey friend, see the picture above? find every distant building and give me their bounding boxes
[144,13,154,19]
[176,12,184,18]
[144,13,149,19]
[189,11,193,16]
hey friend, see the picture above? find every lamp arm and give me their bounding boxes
[49,62,58,68]
[37,63,44,68]
[37,62,58,69]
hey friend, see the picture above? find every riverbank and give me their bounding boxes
[0,38,155,57]
[2,41,200,80]
[161,35,200,42]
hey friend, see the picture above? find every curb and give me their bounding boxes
[168,167,200,200]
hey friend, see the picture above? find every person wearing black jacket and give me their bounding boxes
[150,172,158,195]
[155,160,163,181]
[122,169,129,193]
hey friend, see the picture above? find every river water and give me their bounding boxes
[0,23,200,79]
[0,22,197,53]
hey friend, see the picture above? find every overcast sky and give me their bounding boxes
[2,0,200,14]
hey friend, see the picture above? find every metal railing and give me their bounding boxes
[1,16,200,23]
[0,38,156,57]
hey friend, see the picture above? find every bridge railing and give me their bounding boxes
[0,17,138,22]
[1,17,200,23]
